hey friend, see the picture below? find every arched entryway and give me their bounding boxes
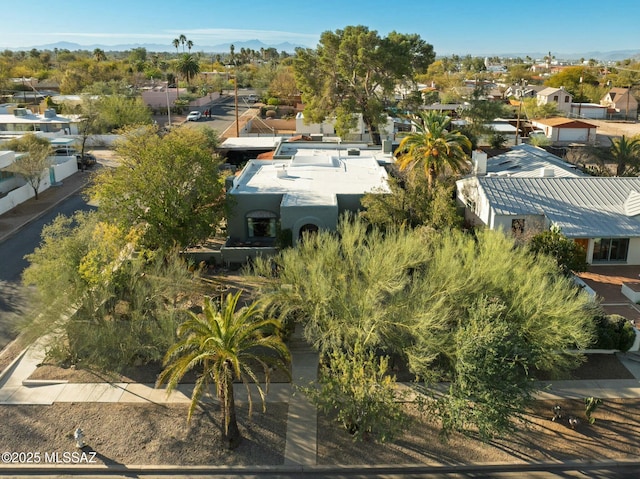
[298,223,319,241]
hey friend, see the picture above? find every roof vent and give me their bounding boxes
[43,108,57,118]
[13,108,28,117]
[540,167,555,177]
[347,148,360,156]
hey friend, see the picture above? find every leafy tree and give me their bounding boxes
[545,66,599,98]
[395,111,471,189]
[528,226,588,274]
[87,125,226,250]
[158,292,290,449]
[6,133,51,200]
[294,26,435,144]
[253,217,596,439]
[360,173,462,230]
[303,343,407,442]
[462,85,509,137]
[95,95,152,132]
[521,97,559,119]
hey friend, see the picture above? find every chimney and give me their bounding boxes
[472,150,487,175]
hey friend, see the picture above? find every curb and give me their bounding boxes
[0,346,27,386]
[1,458,639,476]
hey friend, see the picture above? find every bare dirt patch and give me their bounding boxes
[317,399,640,465]
[0,402,287,466]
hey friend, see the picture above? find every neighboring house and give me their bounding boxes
[537,87,573,114]
[600,87,638,121]
[223,140,392,263]
[456,145,640,265]
[0,147,78,215]
[0,105,79,136]
[531,117,597,144]
[504,84,545,99]
[295,112,395,143]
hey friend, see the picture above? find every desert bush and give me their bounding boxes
[591,314,636,351]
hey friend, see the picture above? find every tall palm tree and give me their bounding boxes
[179,34,187,52]
[187,40,193,52]
[395,111,471,189]
[92,48,106,62]
[157,292,290,449]
[610,135,640,176]
[176,53,200,86]
[172,38,180,54]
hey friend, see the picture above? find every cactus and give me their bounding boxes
[584,397,603,424]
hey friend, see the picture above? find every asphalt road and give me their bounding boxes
[2,462,639,479]
[0,192,94,350]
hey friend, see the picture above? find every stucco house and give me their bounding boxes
[223,140,392,262]
[531,117,597,144]
[537,87,573,114]
[600,87,638,121]
[456,145,640,265]
[0,105,79,136]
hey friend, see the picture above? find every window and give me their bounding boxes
[553,95,559,102]
[511,218,525,235]
[246,210,277,238]
[564,96,570,103]
[592,238,629,262]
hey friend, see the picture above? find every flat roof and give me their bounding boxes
[219,137,284,150]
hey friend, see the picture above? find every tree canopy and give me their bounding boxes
[5,133,51,200]
[293,26,435,144]
[253,217,596,439]
[87,125,226,250]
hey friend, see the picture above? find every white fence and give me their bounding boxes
[0,157,78,215]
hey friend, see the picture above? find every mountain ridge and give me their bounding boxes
[2,41,639,61]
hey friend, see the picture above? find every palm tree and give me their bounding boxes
[179,34,187,52]
[157,292,290,449]
[92,48,106,62]
[610,135,640,176]
[186,40,193,52]
[176,53,200,86]
[172,38,180,54]
[395,111,471,189]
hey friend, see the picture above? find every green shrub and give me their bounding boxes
[267,97,280,106]
[592,314,636,351]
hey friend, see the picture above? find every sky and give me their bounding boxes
[1,0,639,57]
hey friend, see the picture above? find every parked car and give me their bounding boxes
[246,94,259,103]
[186,111,202,121]
[76,153,97,169]
[528,129,546,138]
[53,147,78,156]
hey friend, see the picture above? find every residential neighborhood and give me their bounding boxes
[2,8,640,476]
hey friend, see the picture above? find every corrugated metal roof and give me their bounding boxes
[484,144,585,178]
[478,176,640,238]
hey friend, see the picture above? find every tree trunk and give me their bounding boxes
[221,366,241,449]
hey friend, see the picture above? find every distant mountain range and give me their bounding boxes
[2,40,306,54]
[3,41,640,61]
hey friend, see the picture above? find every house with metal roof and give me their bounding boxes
[222,140,392,263]
[456,144,640,264]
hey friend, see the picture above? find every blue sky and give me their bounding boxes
[1,0,639,56]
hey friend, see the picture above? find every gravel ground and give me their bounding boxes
[0,402,288,466]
